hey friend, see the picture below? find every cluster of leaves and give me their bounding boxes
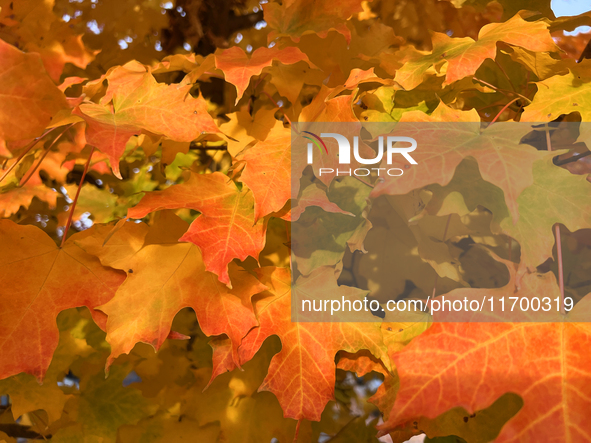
[1,0,591,441]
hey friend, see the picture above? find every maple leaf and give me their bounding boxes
[508,46,569,81]
[336,350,389,378]
[422,157,511,227]
[294,88,376,188]
[239,124,292,221]
[386,393,524,443]
[75,62,219,178]
[0,373,68,424]
[218,108,278,157]
[379,319,591,442]
[119,413,220,443]
[263,0,371,42]
[0,310,94,423]
[3,0,591,439]
[0,220,125,380]
[72,108,139,180]
[0,39,68,145]
[152,53,206,76]
[127,172,267,285]
[291,177,371,274]
[521,63,591,122]
[215,46,314,104]
[431,248,567,321]
[0,184,58,217]
[343,67,385,89]
[299,86,360,124]
[210,266,389,421]
[370,103,547,223]
[336,349,399,421]
[0,0,96,80]
[77,213,266,367]
[184,336,313,443]
[391,15,557,90]
[360,86,429,124]
[51,365,154,442]
[291,179,354,222]
[267,62,326,105]
[501,156,591,270]
[355,193,455,300]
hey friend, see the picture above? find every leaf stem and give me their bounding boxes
[476,102,509,112]
[0,128,54,184]
[293,419,302,443]
[473,77,531,103]
[253,73,268,90]
[353,175,374,188]
[545,125,565,313]
[493,59,518,92]
[19,124,73,187]
[60,146,95,248]
[490,97,520,124]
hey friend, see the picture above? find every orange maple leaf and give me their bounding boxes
[239,125,292,221]
[210,266,389,421]
[0,40,67,144]
[127,172,267,285]
[77,214,266,367]
[379,320,591,442]
[0,220,125,380]
[75,62,219,178]
[215,46,315,104]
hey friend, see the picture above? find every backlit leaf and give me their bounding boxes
[127,172,267,285]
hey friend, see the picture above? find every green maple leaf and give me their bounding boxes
[522,63,591,122]
[501,156,591,269]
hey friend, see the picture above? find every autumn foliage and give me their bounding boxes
[1,0,591,441]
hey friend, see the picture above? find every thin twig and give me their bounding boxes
[473,77,532,103]
[19,124,73,187]
[60,146,95,248]
[493,59,517,92]
[353,175,374,188]
[0,128,54,184]
[253,73,268,90]
[19,147,52,186]
[490,97,520,124]
[476,102,508,112]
